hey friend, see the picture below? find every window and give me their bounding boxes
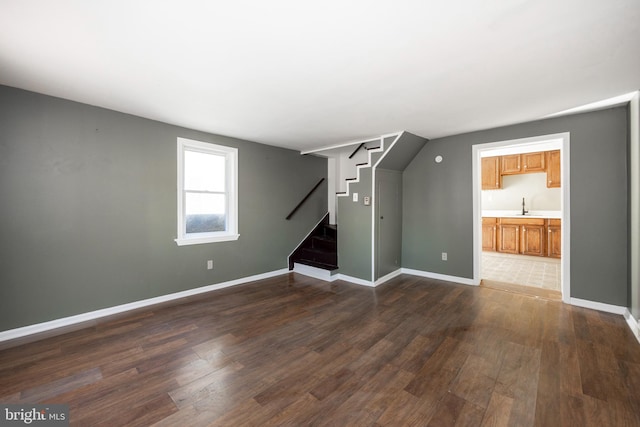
[175,137,239,245]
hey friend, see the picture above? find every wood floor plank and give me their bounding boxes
[480,392,513,427]
[0,272,638,426]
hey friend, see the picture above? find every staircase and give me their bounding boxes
[289,133,400,277]
[288,214,338,271]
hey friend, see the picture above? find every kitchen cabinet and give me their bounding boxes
[497,217,547,257]
[522,151,546,172]
[482,217,498,251]
[546,150,561,188]
[498,223,520,254]
[484,217,561,257]
[501,152,546,175]
[481,157,502,190]
[547,219,561,258]
[500,154,522,175]
[521,224,546,256]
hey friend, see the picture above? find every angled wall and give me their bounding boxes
[0,85,327,331]
[374,132,427,280]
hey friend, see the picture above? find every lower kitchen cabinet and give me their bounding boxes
[484,217,561,258]
[547,219,562,258]
[498,224,520,254]
[482,218,498,251]
[521,224,546,256]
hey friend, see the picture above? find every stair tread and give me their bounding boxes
[366,146,381,150]
[356,163,368,166]
[312,235,336,242]
[300,247,336,255]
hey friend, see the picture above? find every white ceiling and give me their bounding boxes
[1,0,639,152]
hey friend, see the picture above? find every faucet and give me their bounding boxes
[521,197,529,215]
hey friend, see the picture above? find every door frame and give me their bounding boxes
[472,132,571,303]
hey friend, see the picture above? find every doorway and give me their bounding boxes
[472,133,570,302]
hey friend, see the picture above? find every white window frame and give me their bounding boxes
[175,137,239,246]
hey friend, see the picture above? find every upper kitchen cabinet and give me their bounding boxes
[500,154,522,175]
[546,150,561,188]
[501,152,546,175]
[482,156,502,190]
[522,151,546,172]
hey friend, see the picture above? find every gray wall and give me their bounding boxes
[0,85,327,331]
[373,132,426,280]
[375,169,402,279]
[377,132,428,171]
[403,107,629,306]
[630,93,640,318]
[337,168,372,280]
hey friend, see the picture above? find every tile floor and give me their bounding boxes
[481,251,561,291]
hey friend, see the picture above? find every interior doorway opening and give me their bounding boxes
[472,133,570,302]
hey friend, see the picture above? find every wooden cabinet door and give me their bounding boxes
[546,150,561,188]
[482,220,497,251]
[481,157,501,190]
[547,221,561,258]
[522,151,545,172]
[498,224,520,254]
[521,225,546,256]
[501,154,522,175]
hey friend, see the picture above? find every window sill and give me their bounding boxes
[175,234,240,246]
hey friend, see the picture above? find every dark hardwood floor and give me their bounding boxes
[1,273,640,426]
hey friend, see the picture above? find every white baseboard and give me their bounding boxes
[624,309,640,344]
[401,268,477,286]
[332,274,376,287]
[569,297,627,315]
[374,269,403,286]
[292,264,377,287]
[295,265,477,289]
[0,268,289,344]
[292,263,336,282]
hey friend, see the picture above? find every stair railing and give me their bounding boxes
[348,143,365,159]
[286,178,325,220]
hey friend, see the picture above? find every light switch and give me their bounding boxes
[353,192,358,202]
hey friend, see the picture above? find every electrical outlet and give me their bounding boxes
[207,260,213,270]
[441,252,447,261]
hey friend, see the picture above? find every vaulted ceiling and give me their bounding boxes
[1,0,638,151]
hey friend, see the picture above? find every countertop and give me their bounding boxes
[482,210,562,219]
